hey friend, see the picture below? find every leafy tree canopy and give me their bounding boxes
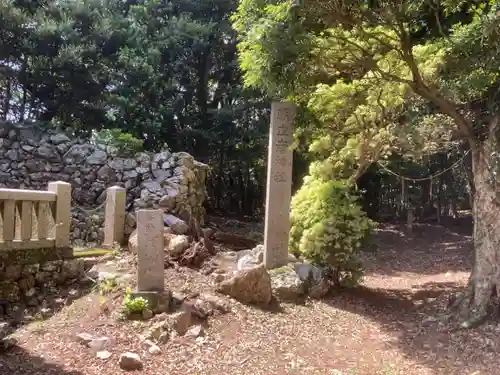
[233,0,500,181]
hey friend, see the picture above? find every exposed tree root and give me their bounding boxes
[444,279,497,329]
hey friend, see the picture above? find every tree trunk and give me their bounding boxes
[451,128,500,327]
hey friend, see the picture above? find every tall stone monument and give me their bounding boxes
[263,101,297,269]
[136,209,164,291]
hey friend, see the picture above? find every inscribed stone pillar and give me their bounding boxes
[263,101,296,269]
[136,209,164,292]
[103,186,126,247]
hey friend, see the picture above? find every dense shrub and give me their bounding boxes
[289,178,374,286]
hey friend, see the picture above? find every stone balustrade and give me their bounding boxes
[0,181,72,263]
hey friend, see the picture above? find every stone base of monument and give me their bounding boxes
[130,291,172,314]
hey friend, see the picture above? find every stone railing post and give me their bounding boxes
[103,186,126,247]
[48,181,71,248]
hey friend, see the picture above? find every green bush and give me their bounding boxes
[95,128,144,156]
[289,178,374,286]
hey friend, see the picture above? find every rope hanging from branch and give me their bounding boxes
[376,149,471,182]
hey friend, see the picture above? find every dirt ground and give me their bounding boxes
[2,220,498,375]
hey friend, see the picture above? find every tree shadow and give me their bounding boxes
[325,282,498,375]
[362,223,473,275]
[0,342,84,375]
[243,297,286,314]
[2,279,95,337]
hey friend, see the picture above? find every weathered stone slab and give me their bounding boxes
[136,209,164,292]
[263,102,296,269]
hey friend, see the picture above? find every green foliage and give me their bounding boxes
[97,277,120,296]
[0,0,273,215]
[95,128,144,156]
[290,178,374,286]
[121,288,147,315]
[233,0,500,181]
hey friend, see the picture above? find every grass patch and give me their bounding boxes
[72,248,113,258]
[272,265,293,274]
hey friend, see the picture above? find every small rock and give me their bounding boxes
[25,288,36,298]
[308,278,330,299]
[214,274,225,283]
[76,332,94,345]
[165,310,193,335]
[141,338,161,354]
[157,332,170,344]
[40,307,52,318]
[88,336,111,350]
[171,291,187,307]
[119,352,143,371]
[202,227,214,238]
[184,325,204,338]
[182,298,214,319]
[142,309,154,320]
[148,345,161,355]
[144,321,171,344]
[1,337,17,350]
[0,322,12,339]
[96,350,112,360]
[140,338,162,355]
[199,293,231,314]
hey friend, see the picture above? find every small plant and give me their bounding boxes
[121,288,147,315]
[380,368,400,375]
[99,295,111,314]
[97,277,120,295]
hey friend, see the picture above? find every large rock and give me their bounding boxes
[166,234,190,256]
[269,266,306,301]
[216,264,272,305]
[163,214,189,235]
[86,149,107,165]
[294,263,330,299]
[158,188,178,210]
[165,310,194,335]
[35,143,61,162]
[259,262,332,302]
[50,133,71,145]
[237,245,264,270]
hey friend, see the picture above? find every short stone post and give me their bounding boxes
[263,101,296,269]
[103,186,126,247]
[48,181,71,248]
[136,209,164,292]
